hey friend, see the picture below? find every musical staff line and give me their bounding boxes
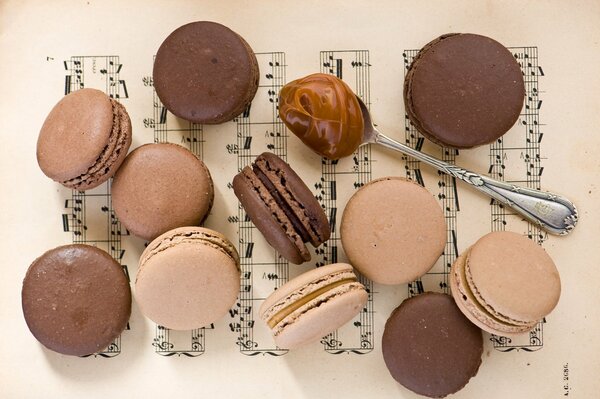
[318,50,374,355]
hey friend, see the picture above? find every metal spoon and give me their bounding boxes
[356,96,578,235]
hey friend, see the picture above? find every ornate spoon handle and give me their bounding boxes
[374,133,578,235]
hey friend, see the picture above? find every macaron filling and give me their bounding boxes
[252,164,312,243]
[265,277,358,328]
[63,99,131,189]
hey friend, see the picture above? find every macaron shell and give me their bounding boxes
[259,263,357,321]
[232,167,308,264]
[37,88,113,182]
[340,177,446,285]
[382,293,483,398]
[404,33,524,148]
[450,249,535,335]
[140,226,239,267]
[112,143,214,241]
[466,231,560,324]
[135,240,239,330]
[272,284,367,349]
[22,244,131,356]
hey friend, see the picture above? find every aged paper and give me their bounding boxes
[1,0,599,397]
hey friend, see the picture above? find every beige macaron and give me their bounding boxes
[450,231,561,335]
[340,177,446,285]
[135,226,240,330]
[259,263,367,349]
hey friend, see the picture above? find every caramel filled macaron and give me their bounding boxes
[37,88,132,190]
[259,263,367,349]
[450,231,561,335]
[111,143,214,241]
[340,177,446,285]
[135,227,240,330]
[22,245,131,356]
[404,33,525,148]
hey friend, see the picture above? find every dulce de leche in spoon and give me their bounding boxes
[278,73,364,160]
[278,73,578,236]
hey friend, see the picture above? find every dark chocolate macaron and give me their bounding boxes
[22,244,131,356]
[153,21,260,124]
[404,33,525,148]
[232,152,330,264]
[382,292,483,398]
[111,143,214,241]
[37,88,132,190]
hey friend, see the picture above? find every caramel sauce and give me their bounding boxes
[278,73,364,160]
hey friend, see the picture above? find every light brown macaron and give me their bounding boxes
[135,227,240,330]
[450,249,535,336]
[259,263,367,349]
[37,88,132,190]
[340,177,446,285]
[450,231,561,335]
[111,143,214,241]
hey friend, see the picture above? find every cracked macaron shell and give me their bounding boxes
[259,263,367,349]
[232,152,330,264]
[37,88,132,190]
[465,231,560,325]
[135,227,240,330]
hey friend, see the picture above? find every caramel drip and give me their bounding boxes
[267,277,357,328]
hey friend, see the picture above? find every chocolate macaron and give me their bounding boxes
[135,227,240,330]
[111,143,214,241]
[22,244,131,356]
[259,263,367,349]
[37,88,132,190]
[153,21,259,123]
[450,231,561,335]
[233,152,330,264]
[404,33,525,148]
[382,293,483,398]
[340,177,446,285]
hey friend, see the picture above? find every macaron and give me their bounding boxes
[111,143,214,241]
[450,231,561,335]
[37,88,132,190]
[22,244,131,356]
[340,177,446,285]
[404,33,525,148]
[153,21,260,123]
[259,263,367,349]
[232,152,330,264]
[382,292,483,398]
[135,227,240,330]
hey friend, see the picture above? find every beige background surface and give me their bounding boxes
[1,0,599,398]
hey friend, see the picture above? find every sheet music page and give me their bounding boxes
[1,0,599,397]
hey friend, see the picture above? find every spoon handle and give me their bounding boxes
[374,133,578,235]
